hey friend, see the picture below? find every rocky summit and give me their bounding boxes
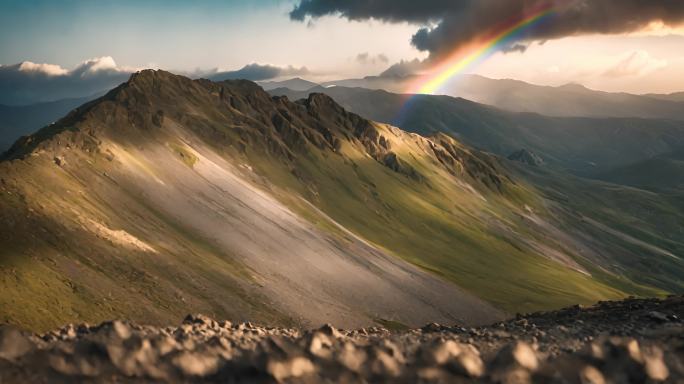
[0,296,681,383]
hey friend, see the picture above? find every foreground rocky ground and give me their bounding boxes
[0,296,682,383]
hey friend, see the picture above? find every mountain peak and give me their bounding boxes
[123,69,189,90]
[2,71,514,197]
[1,72,369,164]
[124,69,205,91]
[558,82,590,92]
[302,92,339,109]
[129,68,166,79]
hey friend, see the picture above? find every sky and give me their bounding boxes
[0,0,420,78]
[477,33,684,93]
[1,0,684,103]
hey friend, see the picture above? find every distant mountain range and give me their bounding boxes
[5,74,684,154]
[0,94,101,152]
[2,70,683,332]
[267,74,684,120]
[644,91,684,103]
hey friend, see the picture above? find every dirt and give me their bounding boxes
[0,296,681,383]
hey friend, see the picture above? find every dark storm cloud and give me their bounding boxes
[208,63,309,82]
[355,53,390,65]
[291,0,684,59]
[501,44,529,54]
[379,59,424,77]
[290,0,452,23]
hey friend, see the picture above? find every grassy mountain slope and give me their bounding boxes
[270,85,684,294]
[512,164,684,293]
[270,86,684,176]
[596,150,684,191]
[0,71,678,332]
[1,71,509,331]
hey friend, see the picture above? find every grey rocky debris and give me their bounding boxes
[0,296,682,383]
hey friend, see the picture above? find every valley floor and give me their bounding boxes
[0,296,682,383]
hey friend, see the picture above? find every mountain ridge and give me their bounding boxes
[269,85,684,176]
[0,70,513,330]
[1,70,680,333]
[258,77,319,91]
[6,73,684,157]
[0,94,101,153]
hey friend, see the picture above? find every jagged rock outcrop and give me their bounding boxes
[2,70,506,191]
[508,149,544,167]
[430,134,512,193]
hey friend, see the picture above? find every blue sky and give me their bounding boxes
[1,1,297,67]
[0,0,418,76]
[1,0,684,93]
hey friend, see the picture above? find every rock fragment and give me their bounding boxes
[172,351,220,377]
[579,365,605,384]
[0,326,34,362]
[0,296,681,383]
[266,356,315,380]
[647,311,669,323]
[492,341,539,371]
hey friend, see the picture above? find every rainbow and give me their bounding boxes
[406,2,558,95]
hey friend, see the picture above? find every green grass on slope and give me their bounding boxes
[595,150,684,191]
[0,153,291,332]
[375,318,410,331]
[168,141,198,168]
[0,245,119,331]
[245,138,634,314]
[517,165,684,294]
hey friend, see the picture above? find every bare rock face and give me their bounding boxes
[508,148,544,166]
[0,296,682,383]
[53,155,66,166]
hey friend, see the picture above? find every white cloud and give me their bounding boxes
[355,52,390,65]
[206,63,311,81]
[473,34,684,93]
[604,50,669,78]
[0,57,134,105]
[17,61,69,76]
[78,56,119,76]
